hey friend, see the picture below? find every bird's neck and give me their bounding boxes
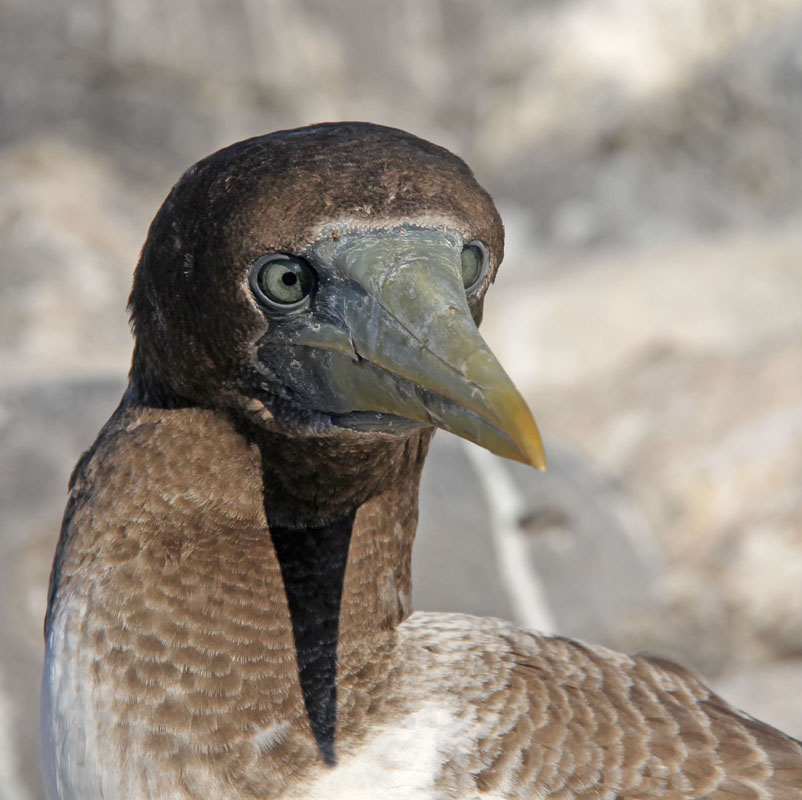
[117,404,433,639]
[244,419,433,635]
[48,404,433,783]
[237,418,432,762]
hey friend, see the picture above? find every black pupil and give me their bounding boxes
[282,272,297,286]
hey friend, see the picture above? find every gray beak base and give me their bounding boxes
[258,227,546,470]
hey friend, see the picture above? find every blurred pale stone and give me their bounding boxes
[715,660,802,740]
[484,231,802,671]
[478,0,802,163]
[0,139,154,383]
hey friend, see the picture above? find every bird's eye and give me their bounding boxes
[250,255,315,312]
[461,241,488,293]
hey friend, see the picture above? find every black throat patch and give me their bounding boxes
[268,510,356,766]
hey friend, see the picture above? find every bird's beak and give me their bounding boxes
[268,228,546,470]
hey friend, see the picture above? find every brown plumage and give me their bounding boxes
[42,122,802,799]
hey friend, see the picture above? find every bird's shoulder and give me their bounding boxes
[378,612,802,799]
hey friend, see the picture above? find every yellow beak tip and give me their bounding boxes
[526,443,548,472]
[505,404,547,472]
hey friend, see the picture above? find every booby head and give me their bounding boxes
[127,122,545,470]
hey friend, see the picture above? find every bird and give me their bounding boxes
[41,121,802,799]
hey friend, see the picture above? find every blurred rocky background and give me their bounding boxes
[2,0,802,796]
